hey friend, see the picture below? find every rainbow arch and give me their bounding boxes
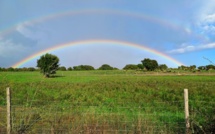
[12,39,184,68]
[0,9,185,37]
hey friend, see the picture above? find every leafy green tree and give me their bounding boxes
[141,58,158,71]
[73,66,81,70]
[58,66,67,71]
[189,65,196,70]
[82,65,95,70]
[98,64,114,70]
[123,64,139,70]
[180,65,190,70]
[198,66,206,70]
[67,67,73,71]
[113,67,119,70]
[28,67,36,71]
[206,64,215,70]
[73,65,94,70]
[14,68,20,72]
[137,64,144,70]
[22,67,28,71]
[0,67,6,71]
[159,64,168,71]
[37,53,59,77]
[7,67,14,71]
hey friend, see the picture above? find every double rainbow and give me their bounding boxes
[12,39,184,68]
[0,9,186,37]
[0,9,185,68]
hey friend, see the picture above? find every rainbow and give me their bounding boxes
[12,39,184,68]
[0,9,185,37]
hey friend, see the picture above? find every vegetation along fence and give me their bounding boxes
[0,88,214,134]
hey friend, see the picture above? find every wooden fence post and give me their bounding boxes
[184,89,190,133]
[6,87,11,134]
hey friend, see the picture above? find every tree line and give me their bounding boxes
[1,53,215,77]
[1,64,214,72]
[59,64,119,71]
[0,64,119,72]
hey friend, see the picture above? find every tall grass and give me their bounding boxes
[0,70,214,133]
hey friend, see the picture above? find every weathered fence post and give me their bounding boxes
[6,87,11,134]
[184,89,190,134]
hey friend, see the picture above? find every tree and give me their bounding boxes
[0,68,6,71]
[73,65,95,70]
[141,58,158,71]
[67,67,73,71]
[98,64,114,70]
[58,66,67,71]
[28,67,36,71]
[189,65,196,71]
[7,67,14,71]
[137,64,144,70]
[179,65,189,70]
[113,67,119,70]
[206,64,215,70]
[123,64,139,70]
[37,53,59,77]
[198,66,206,70]
[82,65,94,70]
[159,64,168,71]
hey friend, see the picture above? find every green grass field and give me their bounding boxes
[0,70,214,133]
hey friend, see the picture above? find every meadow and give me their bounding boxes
[0,70,214,133]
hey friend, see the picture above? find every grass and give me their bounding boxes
[0,70,215,133]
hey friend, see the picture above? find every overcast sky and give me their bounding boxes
[0,0,215,69]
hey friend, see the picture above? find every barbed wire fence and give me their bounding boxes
[0,88,214,134]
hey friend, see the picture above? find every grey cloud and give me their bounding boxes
[0,38,28,57]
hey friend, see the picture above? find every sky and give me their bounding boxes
[0,0,215,69]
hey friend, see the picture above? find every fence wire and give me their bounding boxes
[0,99,214,134]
